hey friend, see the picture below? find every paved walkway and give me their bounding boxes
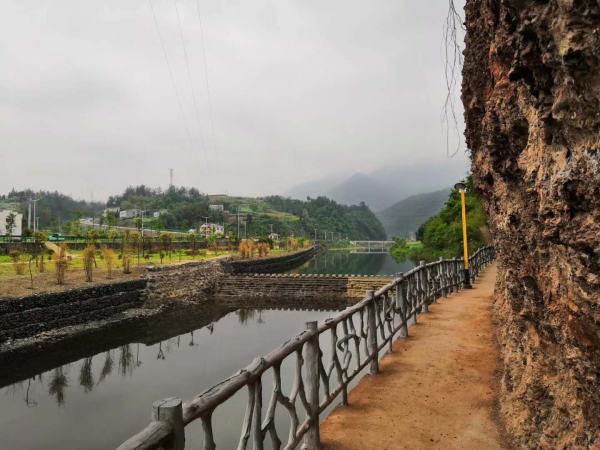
[320,264,506,449]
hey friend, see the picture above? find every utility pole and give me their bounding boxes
[33,198,39,233]
[243,221,247,239]
[268,224,274,235]
[314,229,317,241]
[170,168,173,187]
[237,207,241,238]
[202,216,211,238]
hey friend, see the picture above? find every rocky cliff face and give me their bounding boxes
[462,0,599,448]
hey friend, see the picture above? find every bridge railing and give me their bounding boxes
[116,246,496,450]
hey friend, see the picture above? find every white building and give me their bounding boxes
[153,209,168,218]
[0,210,23,236]
[119,208,139,219]
[209,204,225,212]
[199,223,224,235]
[104,207,120,215]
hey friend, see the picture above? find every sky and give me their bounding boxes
[0,0,467,202]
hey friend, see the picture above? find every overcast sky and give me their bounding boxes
[1,0,467,201]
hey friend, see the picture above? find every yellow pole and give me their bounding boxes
[461,190,469,270]
[460,189,472,288]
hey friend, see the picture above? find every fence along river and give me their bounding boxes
[0,248,415,449]
[118,246,495,450]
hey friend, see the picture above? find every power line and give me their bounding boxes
[148,0,202,176]
[197,0,221,172]
[173,0,209,172]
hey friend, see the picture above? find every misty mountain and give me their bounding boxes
[285,159,468,211]
[284,172,348,201]
[324,173,397,212]
[376,188,451,239]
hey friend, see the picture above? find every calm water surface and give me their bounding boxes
[1,251,415,449]
[0,307,379,449]
[287,249,419,276]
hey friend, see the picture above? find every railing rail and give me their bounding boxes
[117,246,496,450]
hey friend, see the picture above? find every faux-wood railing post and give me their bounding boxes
[366,290,380,374]
[152,397,185,450]
[395,273,408,338]
[439,257,447,298]
[420,261,429,313]
[304,321,321,450]
[452,257,459,293]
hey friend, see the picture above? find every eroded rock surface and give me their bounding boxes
[462,1,599,448]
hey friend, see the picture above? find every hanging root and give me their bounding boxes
[442,0,466,157]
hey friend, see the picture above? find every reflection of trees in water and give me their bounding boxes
[237,309,265,326]
[78,357,94,393]
[98,351,114,384]
[237,309,256,325]
[48,366,69,407]
[118,345,134,377]
[25,378,38,407]
[136,343,143,368]
[156,342,165,360]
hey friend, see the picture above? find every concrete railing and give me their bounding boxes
[116,246,496,450]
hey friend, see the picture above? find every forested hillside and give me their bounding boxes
[107,185,226,231]
[1,189,104,229]
[376,188,451,239]
[413,176,487,257]
[1,186,386,241]
[391,177,487,260]
[262,196,387,240]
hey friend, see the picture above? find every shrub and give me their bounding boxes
[39,251,46,273]
[82,245,96,282]
[257,243,270,257]
[238,242,248,259]
[52,244,70,285]
[9,250,25,275]
[102,246,116,279]
[303,240,311,248]
[247,240,256,257]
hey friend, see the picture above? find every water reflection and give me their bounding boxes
[287,250,419,276]
[1,308,344,450]
[48,366,69,407]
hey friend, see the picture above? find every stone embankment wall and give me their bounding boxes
[228,247,319,273]
[216,274,394,307]
[0,248,324,343]
[463,1,599,447]
[0,280,146,342]
[145,258,229,308]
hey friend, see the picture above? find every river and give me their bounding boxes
[0,251,416,449]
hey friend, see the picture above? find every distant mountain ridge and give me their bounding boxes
[285,160,468,212]
[376,188,451,239]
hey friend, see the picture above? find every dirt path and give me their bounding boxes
[320,264,506,449]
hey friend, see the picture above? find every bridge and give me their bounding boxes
[349,240,395,252]
[117,246,496,450]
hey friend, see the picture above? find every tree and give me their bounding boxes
[33,231,47,266]
[134,218,142,231]
[5,212,17,236]
[187,232,198,259]
[106,211,118,229]
[207,232,218,255]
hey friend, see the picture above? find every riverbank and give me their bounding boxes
[0,247,314,298]
[320,264,509,449]
[0,247,320,347]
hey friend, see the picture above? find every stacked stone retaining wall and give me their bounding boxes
[228,247,319,274]
[216,273,394,306]
[0,280,147,342]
